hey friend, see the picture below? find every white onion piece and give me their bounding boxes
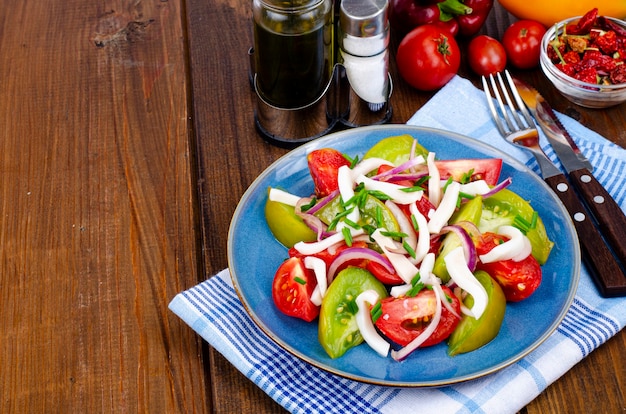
[390,284,412,297]
[441,225,478,272]
[370,229,419,284]
[351,157,393,177]
[444,247,488,319]
[326,247,395,284]
[391,285,443,361]
[356,290,390,357]
[459,180,491,196]
[427,181,461,234]
[385,200,417,254]
[479,225,532,263]
[431,282,461,319]
[418,252,435,284]
[427,152,441,207]
[268,187,301,206]
[305,256,327,306]
[408,202,431,264]
[355,174,423,205]
[294,229,365,255]
[337,165,361,224]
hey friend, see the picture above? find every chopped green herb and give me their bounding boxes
[294,276,306,285]
[380,230,408,238]
[460,169,475,184]
[300,198,317,212]
[370,302,382,323]
[400,186,423,193]
[403,241,416,259]
[342,227,353,246]
[411,214,419,232]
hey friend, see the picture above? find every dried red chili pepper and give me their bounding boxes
[568,7,598,35]
[598,16,626,38]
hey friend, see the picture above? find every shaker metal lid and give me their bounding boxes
[340,0,388,38]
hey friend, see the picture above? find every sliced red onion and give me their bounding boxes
[441,224,478,272]
[326,246,395,284]
[381,171,429,183]
[305,190,339,215]
[481,177,513,199]
[372,156,426,180]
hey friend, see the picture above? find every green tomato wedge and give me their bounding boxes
[447,270,506,356]
[479,188,553,264]
[362,134,429,166]
[314,194,400,234]
[319,267,388,359]
[265,189,317,248]
[432,196,484,282]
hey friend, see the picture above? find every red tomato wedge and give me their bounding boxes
[272,257,320,322]
[475,232,542,302]
[436,158,503,186]
[307,148,351,198]
[375,286,461,347]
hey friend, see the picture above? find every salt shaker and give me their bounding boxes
[338,0,390,111]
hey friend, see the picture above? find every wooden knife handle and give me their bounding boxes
[568,168,626,267]
[544,174,626,297]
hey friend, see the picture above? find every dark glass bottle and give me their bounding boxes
[253,0,333,109]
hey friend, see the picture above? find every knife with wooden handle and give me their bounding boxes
[514,78,626,296]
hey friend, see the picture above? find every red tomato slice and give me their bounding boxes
[272,257,320,322]
[475,232,542,302]
[374,286,461,347]
[435,159,503,186]
[365,261,404,285]
[307,148,351,198]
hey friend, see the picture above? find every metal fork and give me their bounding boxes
[482,71,562,179]
[482,70,626,297]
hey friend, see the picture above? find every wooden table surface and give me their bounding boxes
[1,0,624,412]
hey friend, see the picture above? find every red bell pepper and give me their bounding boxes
[390,0,493,37]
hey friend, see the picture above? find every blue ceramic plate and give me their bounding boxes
[227,125,580,387]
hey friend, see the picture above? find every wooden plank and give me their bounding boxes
[0,0,207,412]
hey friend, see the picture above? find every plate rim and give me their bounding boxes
[227,124,580,387]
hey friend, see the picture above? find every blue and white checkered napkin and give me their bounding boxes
[169,76,626,414]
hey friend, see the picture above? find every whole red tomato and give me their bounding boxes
[396,25,461,91]
[467,35,507,76]
[502,20,547,69]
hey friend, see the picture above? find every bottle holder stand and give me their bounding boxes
[249,47,392,148]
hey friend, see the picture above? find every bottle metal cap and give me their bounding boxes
[339,0,388,38]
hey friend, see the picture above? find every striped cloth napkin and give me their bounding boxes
[169,76,626,414]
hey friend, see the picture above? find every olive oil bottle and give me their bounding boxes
[252,0,333,109]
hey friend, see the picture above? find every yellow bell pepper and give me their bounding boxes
[498,0,626,27]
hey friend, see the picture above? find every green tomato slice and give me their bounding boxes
[447,270,506,356]
[479,188,554,264]
[362,134,429,166]
[265,189,317,248]
[318,267,388,359]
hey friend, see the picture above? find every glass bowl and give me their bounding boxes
[540,16,626,109]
